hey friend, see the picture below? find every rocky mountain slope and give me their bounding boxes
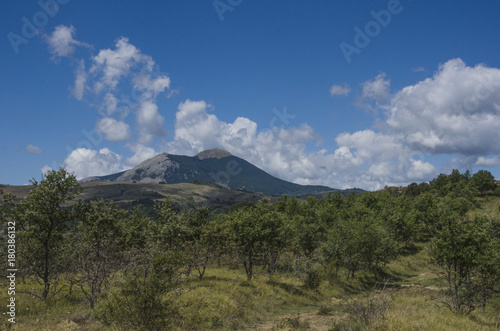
[81,148,357,196]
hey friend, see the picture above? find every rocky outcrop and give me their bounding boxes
[116,153,179,183]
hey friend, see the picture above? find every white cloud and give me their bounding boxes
[41,165,53,175]
[72,60,87,100]
[26,144,42,154]
[46,25,90,59]
[124,143,157,168]
[104,93,118,115]
[90,37,144,92]
[412,67,426,72]
[362,73,391,104]
[387,58,500,156]
[330,84,351,96]
[134,73,171,96]
[65,35,173,148]
[161,99,436,191]
[475,156,500,167]
[136,101,166,144]
[64,148,122,179]
[96,117,131,142]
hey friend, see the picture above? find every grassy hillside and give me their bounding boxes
[1,240,498,330]
[1,170,499,330]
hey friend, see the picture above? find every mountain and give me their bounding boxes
[81,148,351,196]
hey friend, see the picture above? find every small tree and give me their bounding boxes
[430,215,493,313]
[71,200,126,309]
[16,168,81,300]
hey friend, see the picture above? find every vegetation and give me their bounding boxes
[1,168,499,330]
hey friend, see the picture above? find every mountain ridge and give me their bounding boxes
[81,148,356,196]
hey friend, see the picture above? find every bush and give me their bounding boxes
[340,280,391,329]
[96,255,181,330]
[272,314,310,330]
[96,273,178,330]
[304,268,322,290]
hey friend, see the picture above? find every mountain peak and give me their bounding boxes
[195,148,232,160]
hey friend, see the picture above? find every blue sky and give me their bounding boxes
[1,0,500,190]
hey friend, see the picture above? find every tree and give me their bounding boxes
[430,215,494,313]
[71,200,126,309]
[470,170,496,196]
[16,168,81,300]
[226,199,286,281]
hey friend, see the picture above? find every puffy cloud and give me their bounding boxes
[475,156,500,167]
[124,143,157,168]
[387,58,500,156]
[64,148,122,179]
[362,73,391,104]
[26,144,42,154]
[104,93,118,115]
[136,101,166,144]
[96,117,131,142]
[46,25,90,59]
[134,73,171,96]
[90,37,144,92]
[64,34,173,146]
[330,84,351,96]
[162,99,434,190]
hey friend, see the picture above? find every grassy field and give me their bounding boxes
[1,240,499,330]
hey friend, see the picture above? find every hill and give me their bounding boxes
[0,182,272,214]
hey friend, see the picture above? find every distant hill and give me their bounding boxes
[0,182,273,215]
[81,148,356,196]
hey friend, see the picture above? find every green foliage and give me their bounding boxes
[15,168,81,300]
[431,215,498,313]
[70,200,127,309]
[272,314,310,330]
[471,170,496,196]
[3,167,500,329]
[96,258,179,330]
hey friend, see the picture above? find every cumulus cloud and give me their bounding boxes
[96,117,131,142]
[136,101,166,144]
[26,144,42,154]
[64,148,122,179]
[63,34,173,144]
[159,99,436,190]
[330,84,351,96]
[475,156,500,167]
[50,31,499,191]
[165,58,500,190]
[124,143,157,168]
[387,58,500,156]
[362,73,391,104]
[46,25,90,59]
